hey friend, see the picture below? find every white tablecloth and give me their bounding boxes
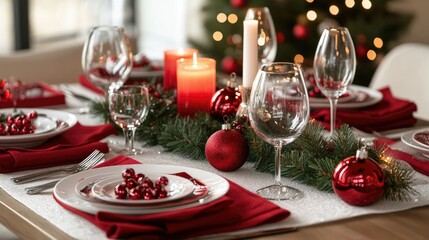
[1,88,428,239]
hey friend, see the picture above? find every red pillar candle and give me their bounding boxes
[177,57,216,117]
[163,48,198,91]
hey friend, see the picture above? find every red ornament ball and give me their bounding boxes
[293,24,309,40]
[332,145,385,206]
[210,74,242,121]
[230,0,247,8]
[205,124,248,171]
[221,56,240,74]
[356,44,368,59]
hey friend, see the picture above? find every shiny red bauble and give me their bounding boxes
[332,146,385,206]
[205,124,248,172]
[210,75,241,121]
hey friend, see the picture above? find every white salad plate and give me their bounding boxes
[0,108,77,148]
[54,164,230,215]
[91,174,195,205]
[401,129,429,158]
[310,85,383,109]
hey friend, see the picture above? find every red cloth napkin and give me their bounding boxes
[54,155,291,240]
[375,138,429,176]
[78,74,105,95]
[0,123,117,173]
[0,82,65,108]
[310,88,417,132]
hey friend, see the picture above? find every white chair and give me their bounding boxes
[0,40,84,84]
[369,43,429,120]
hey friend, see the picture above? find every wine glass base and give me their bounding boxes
[116,148,144,156]
[256,184,303,200]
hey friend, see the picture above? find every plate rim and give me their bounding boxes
[401,130,429,155]
[0,108,77,146]
[54,164,230,215]
[310,85,383,109]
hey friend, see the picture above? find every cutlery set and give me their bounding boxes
[10,149,105,194]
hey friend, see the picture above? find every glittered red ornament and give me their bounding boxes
[293,24,309,40]
[332,142,385,206]
[210,73,242,121]
[205,123,248,171]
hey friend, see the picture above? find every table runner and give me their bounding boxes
[0,89,428,239]
[1,136,429,239]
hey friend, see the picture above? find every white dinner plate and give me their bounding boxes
[0,108,77,148]
[32,116,57,134]
[401,130,429,158]
[91,174,195,205]
[54,164,230,215]
[310,85,383,109]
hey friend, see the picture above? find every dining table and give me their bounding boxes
[0,83,429,240]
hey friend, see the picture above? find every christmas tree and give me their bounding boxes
[190,0,413,86]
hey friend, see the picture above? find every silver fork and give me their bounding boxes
[24,152,105,195]
[11,149,101,184]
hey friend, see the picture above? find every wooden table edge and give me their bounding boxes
[0,188,73,240]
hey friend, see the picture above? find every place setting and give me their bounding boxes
[54,163,230,215]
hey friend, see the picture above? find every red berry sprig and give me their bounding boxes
[0,111,38,136]
[114,167,169,200]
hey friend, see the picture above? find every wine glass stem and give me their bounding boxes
[328,97,339,137]
[124,126,137,151]
[274,144,283,185]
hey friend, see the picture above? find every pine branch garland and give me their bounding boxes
[89,87,418,201]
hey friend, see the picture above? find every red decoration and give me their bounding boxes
[230,0,247,8]
[293,24,309,40]
[332,142,385,206]
[210,73,242,121]
[356,44,368,59]
[276,32,285,44]
[221,56,240,74]
[205,123,248,171]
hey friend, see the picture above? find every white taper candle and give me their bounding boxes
[242,19,258,88]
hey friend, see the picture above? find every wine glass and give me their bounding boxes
[108,85,150,155]
[248,62,310,200]
[245,7,277,64]
[81,26,133,94]
[313,27,356,137]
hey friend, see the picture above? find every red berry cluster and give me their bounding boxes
[0,111,38,136]
[0,79,13,101]
[232,117,247,134]
[307,74,350,99]
[114,168,169,200]
[307,74,324,98]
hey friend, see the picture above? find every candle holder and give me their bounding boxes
[235,85,251,120]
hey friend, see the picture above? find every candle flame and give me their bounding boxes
[178,48,185,54]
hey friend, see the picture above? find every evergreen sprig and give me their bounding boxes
[90,89,418,201]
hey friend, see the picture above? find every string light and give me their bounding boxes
[345,0,355,8]
[307,10,317,21]
[217,13,227,23]
[228,14,238,24]
[213,31,223,41]
[362,0,372,9]
[329,5,340,15]
[373,37,383,48]
[294,54,304,64]
[367,49,376,61]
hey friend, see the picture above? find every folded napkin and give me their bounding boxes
[78,74,105,95]
[375,138,429,176]
[311,88,417,132]
[55,155,291,240]
[0,123,117,173]
[0,82,65,108]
